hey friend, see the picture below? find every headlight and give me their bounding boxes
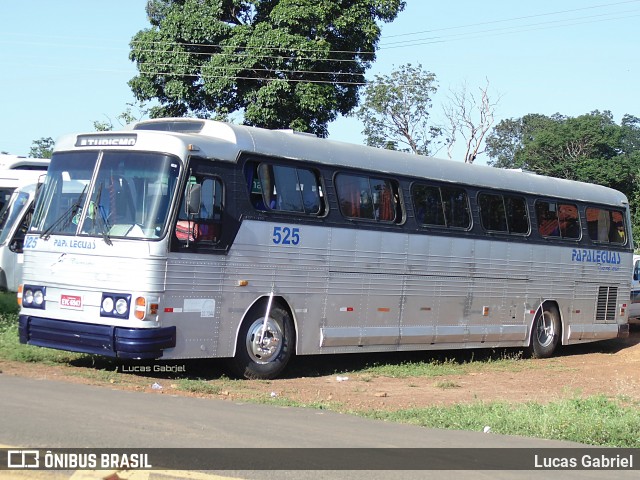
[115,298,128,315]
[101,297,114,313]
[33,290,44,306]
[21,285,46,309]
[24,289,34,304]
[100,293,131,319]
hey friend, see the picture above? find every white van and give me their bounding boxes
[0,183,38,291]
[630,254,640,325]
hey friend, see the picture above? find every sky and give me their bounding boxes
[1,0,638,163]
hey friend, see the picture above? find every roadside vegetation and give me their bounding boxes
[2,291,638,448]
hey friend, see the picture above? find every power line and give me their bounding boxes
[126,5,640,57]
[1,2,637,79]
[135,71,368,86]
[382,0,640,39]
[136,62,366,77]
[381,11,640,50]
[2,1,638,60]
[120,6,640,79]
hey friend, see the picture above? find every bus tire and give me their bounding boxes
[230,303,294,380]
[528,303,561,358]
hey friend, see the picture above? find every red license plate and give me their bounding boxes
[60,294,83,309]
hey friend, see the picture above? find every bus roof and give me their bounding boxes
[0,155,50,170]
[54,118,627,208]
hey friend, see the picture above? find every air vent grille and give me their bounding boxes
[596,286,618,322]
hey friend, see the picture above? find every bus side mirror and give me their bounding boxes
[185,183,202,216]
[9,239,23,253]
[634,264,639,281]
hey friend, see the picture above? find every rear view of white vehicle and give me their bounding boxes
[629,254,640,324]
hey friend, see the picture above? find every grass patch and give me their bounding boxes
[257,394,342,411]
[174,378,224,395]
[434,380,461,389]
[353,359,466,378]
[0,311,84,364]
[342,350,528,379]
[359,396,640,448]
[69,366,122,384]
[0,291,19,314]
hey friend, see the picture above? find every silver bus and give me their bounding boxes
[18,119,631,379]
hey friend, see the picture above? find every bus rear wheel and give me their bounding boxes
[528,304,561,358]
[230,303,294,380]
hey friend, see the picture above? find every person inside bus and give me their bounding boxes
[558,204,580,239]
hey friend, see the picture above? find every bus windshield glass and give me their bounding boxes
[0,189,31,245]
[30,151,181,240]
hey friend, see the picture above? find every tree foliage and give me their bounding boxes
[485,111,640,244]
[94,102,151,132]
[29,137,55,159]
[355,63,441,155]
[129,0,405,137]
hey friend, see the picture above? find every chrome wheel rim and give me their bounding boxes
[246,317,283,364]
[536,312,555,348]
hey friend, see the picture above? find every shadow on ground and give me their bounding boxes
[66,326,640,381]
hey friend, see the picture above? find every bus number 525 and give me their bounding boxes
[272,226,300,245]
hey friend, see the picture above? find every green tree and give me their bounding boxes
[29,137,55,159]
[485,111,640,245]
[355,63,441,155]
[129,0,405,137]
[486,111,632,186]
[485,113,557,169]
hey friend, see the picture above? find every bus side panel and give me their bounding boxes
[162,220,334,358]
[162,255,225,358]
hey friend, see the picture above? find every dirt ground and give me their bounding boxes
[1,328,639,411]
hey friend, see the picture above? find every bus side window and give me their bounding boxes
[610,210,626,244]
[412,183,470,229]
[336,173,399,223]
[479,193,507,232]
[586,207,626,244]
[175,176,223,246]
[505,196,529,234]
[536,201,559,237]
[558,203,580,239]
[412,184,445,226]
[245,160,325,216]
[480,192,528,234]
[441,186,470,228]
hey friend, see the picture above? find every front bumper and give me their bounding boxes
[19,315,176,359]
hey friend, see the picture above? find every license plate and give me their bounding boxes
[60,294,83,310]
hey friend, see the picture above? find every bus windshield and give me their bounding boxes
[0,189,31,245]
[30,151,181,240]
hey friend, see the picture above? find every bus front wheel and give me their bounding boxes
[528,304,561,358]
[230,303,294,380]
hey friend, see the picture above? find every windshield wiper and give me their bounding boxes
[40,184,87,240]
[91,183,112,245]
